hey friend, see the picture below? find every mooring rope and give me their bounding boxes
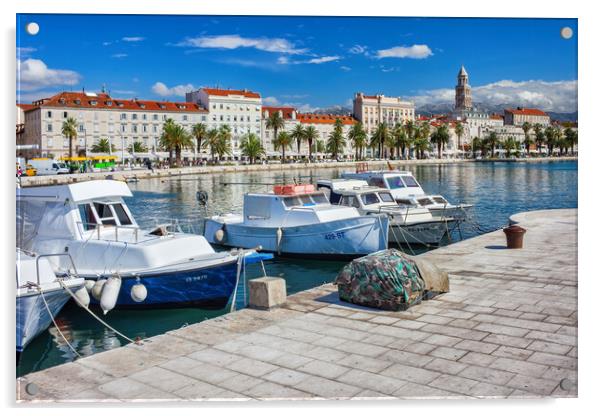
[38,285,82,358]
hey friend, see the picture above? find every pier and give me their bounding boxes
[17,209,577,401]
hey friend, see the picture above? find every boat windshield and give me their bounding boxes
[386,176,406,189]
[78,201,133,230]
[282,193,329,208]
[418,198,433,206]
[379,192,395,203]
[402,175,420,187]
[361,193,380,205]
[433,196,448,204]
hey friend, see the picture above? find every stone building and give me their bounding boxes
[503,107,550,127]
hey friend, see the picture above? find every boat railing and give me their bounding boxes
[148,217,201,235]
[77,221,141,243]
[35,253,80,287]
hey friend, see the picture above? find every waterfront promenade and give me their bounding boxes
[17,209,577,402]
[18,157,577,187]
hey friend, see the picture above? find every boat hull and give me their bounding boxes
[388,220,451,245]
[204,216,389,259]
[429,205,473,220]
[16,288,72,354]
[87,259,240,310]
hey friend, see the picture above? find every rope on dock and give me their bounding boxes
[38,285,82,358]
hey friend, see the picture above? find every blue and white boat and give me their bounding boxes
[16,250,84,357]
[17,180,266,311]
[204,184,389,259]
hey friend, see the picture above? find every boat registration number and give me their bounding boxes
[185,275,208,283]
[324,231,345,240]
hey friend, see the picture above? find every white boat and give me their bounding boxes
[204,184,389,259]
[16,180,267,310]
[16,250,84,356]
[317,179,455,245]
[340,170,473,220]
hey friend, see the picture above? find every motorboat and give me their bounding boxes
[204,184,389,259]
[16,250,84,357]
[317,179,456,245]
[16,180,268,311]
[340,169,473,220]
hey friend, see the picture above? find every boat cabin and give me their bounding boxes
[341,170,426,200]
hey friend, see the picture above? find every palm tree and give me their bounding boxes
[471,137,481,159]
[533,123,545,155]
[91,138,116,153]
[564,127,578,155]
[266,111,285,150]
[485,131,500,158]
[403,120,416,159]
[454,122,465,152]
[521,122,532,156]
[240,133,265,164]
[290,124,306,158]
[503,138,518,158]
[327,118,346,160]
[216,125,232,161]
[370,122,390,159]
[273,130,292,163]
[313,139,326,155]
[192,123,207,155]
[347,122,367,160]
[304,125,319,161]
[61,116,78,158]
[394,123,412,159]
[127,140,147,153]
[202,128,220,162]
[160,119,194,167]
[413,137,430,160]
[544,126,556,157]
[416,121,431,159]
[430,124,450,159]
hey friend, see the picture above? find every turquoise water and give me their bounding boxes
[16,160,577,376]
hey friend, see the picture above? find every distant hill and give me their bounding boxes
[313,106,352,116]
[417,102,578,122]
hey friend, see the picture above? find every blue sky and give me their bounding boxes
[17,14,578,112]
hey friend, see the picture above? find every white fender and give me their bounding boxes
[84,280,95,293]
[130,283,147,303]
[276,227,283,253]
[100,276,121,315]
[74,286,90,308]
[91,279,107,301]
[215,227,225,243]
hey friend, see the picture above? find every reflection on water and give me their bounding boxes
[17,161,577,376]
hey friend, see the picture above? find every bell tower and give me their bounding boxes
[455,65,472,110]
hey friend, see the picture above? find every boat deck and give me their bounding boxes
[17,209,577,401]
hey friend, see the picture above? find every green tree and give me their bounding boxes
[326,118,346,159]
[91,138,116,153]
[347,122,367,160]
[454,122,465,151]
[544,126,556,157]
[533,123,545,155]
[290,124,306,158]
[127,140,147,153]
[521,122,532,156]
[203,128,220,162]
[485,131,500,158]
[239,133,265,164]
[192,123,207,154]
[273,130,292,163]
[503,137,518,157]
[160,119,194,167]
[370,122,390,159]
[312,139,326,154]
[266,111,285,150]
[304,125,319,161]
[413,137,430,160]
[61,116,78,158]
[471,137,482,159]
[430,124,450,159]
[416,121,431,159]
[215,125,233,161]
[564,128,578,155]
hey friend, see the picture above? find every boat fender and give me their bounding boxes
[84,280,96,293]
[215,225,226,243]
[100,276,122,315]
[131,283,148,303]
[74,286,90,308]
[91,279,107,301]
[276,227,283,254]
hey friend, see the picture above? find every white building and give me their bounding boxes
[352,93,415,134]
[504,107,550,127]
[19,91,208,159]
[186,87,262,154]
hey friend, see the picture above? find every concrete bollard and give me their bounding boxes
[248,277,287,310]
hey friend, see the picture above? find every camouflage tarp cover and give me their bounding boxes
[335,249,426,311]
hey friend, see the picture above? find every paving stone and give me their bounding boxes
[187,348,244,367]
[420,323,489,341]
[97,378,178,400]
[454,339,498,354]
[167,361,240,385]
[392,319,428,330]
[77,347,168,378]
[338,354,393,373]
[393,381,466,398]
[429,346,469,361]
[416,314,454,325]
[297,359,350,378]
[129,334,207,359]
[243,381,313,399]
[528,352,576,370]
[402,342,438,355]
[129,366,197,393]
[525,330,577,346]
[422,333,463,347]
[311,336,347,348]
[448,318,480,329]
[468,382,514,398]
[264,352,314,370]
[262,368,311,386]
[492,345,534,360]
[482,333,532,349]
[458,365,515,386]
[424,358,468,375]
[429,374,479,395]
[370,325,430,341]
[302,346,348,362]
[505,374,559,396]
[381,363,441,384]
[337,369,408,395]
[352,390,396,399]
[217,373,265,393]
[225,358,279,377]
[489,357,549,378]
[368,316,400,325]
[473,322,529,338]
[381,350,435,367]
[333,339,388,357]
[294,376,362,398]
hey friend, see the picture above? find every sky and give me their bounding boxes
[16,14,578,113]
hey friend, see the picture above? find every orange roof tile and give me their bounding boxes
[17,103,36,112]
[262,106,296,120]
[202,87,261,99]
[505,107,548,117]
[298,113,356,125]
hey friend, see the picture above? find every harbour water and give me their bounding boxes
[16,160,577,377]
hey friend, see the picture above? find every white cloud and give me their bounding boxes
[17,58,82,91]
[112,89,137,96]
[263,96,280,106]
[376,44,433,59]
[102,41,112,46]
[306,56,340,64]
[122,36,145,42]
[349,45,368,55]
[111,53,128,58]
[178,34,308,55]
[151,82,196,97]
[411,79,578,113]
[277,55,341,65]
[340,66,351,72]
[17,47,36,57]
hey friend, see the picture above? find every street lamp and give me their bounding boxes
[83,128,87,158]
[121,134,125,168]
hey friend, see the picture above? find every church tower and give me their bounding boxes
[455,65,472,110]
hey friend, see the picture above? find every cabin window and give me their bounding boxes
[418,198,433,206]
[283,196,301,208]
[298,194,314,206]
[379,192,395,203]
[310,193,328,204]
[401,176,420,187]
[397,199,413,206]
[361,193,380,205]
[94,202,117,226]
[368,177,386,188]
[340,195,360,208]
[433,197,448,204]
[112,203,132,225]
[386,176,406,189]
[78,204,98,230]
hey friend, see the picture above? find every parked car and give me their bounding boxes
[28,159,70,175]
